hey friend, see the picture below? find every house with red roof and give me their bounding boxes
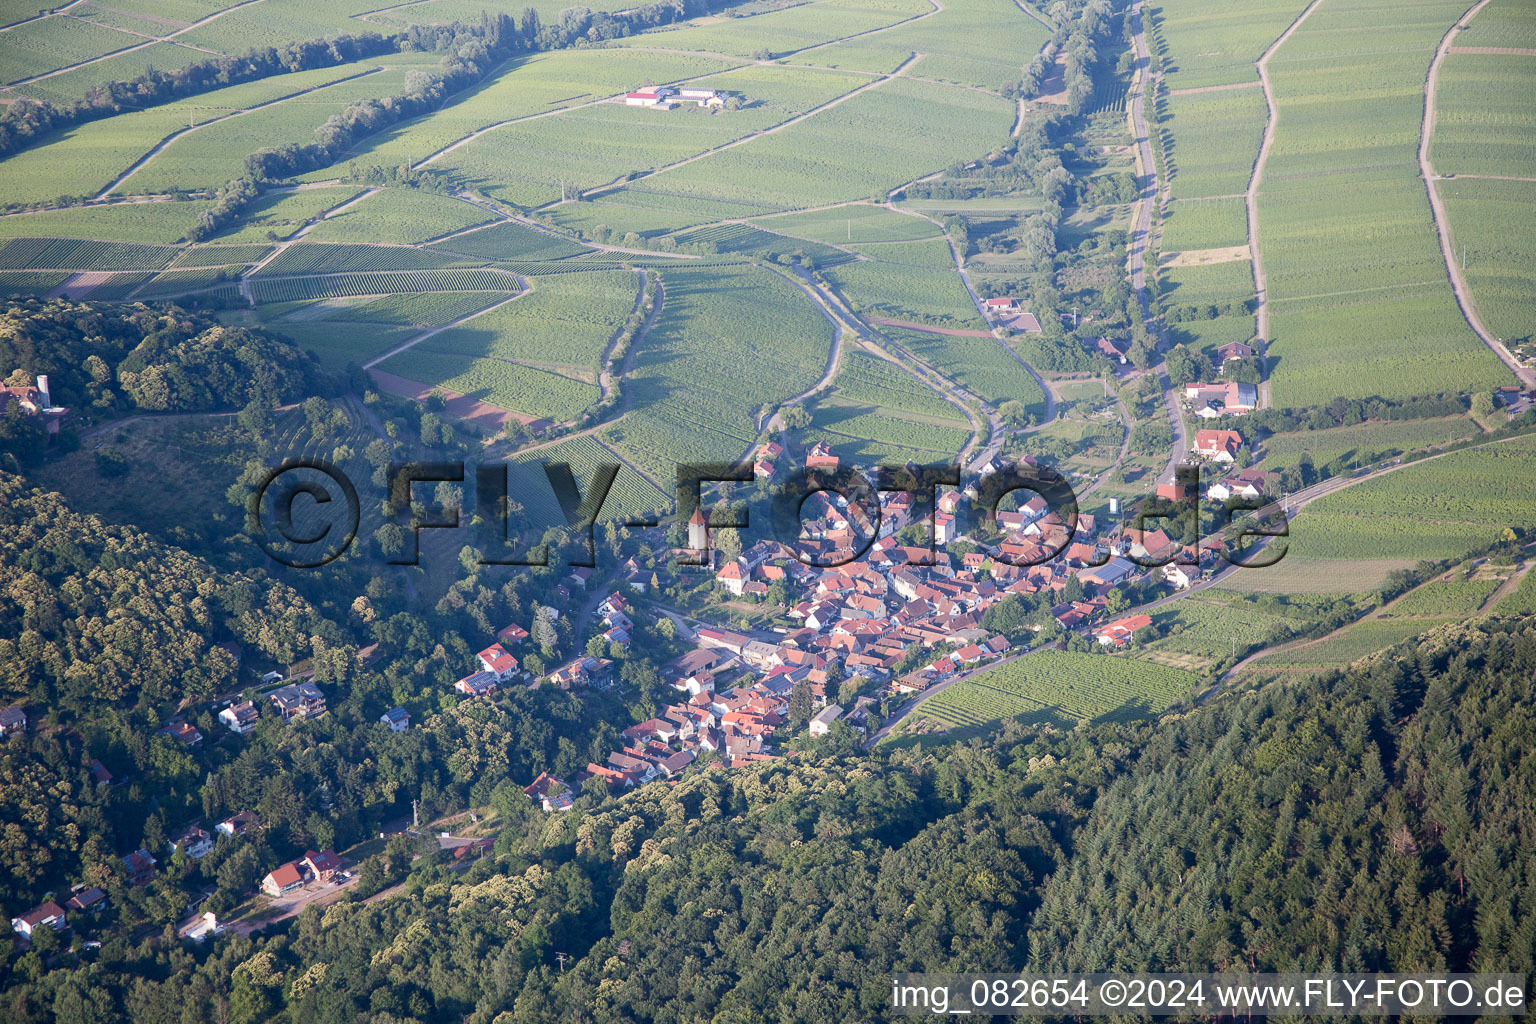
[476,643,519,680]
[1094,613,1153,647]
[1192,429,1244,462]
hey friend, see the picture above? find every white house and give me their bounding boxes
[169,825,213,860]
[218,700,258,734]
[380,707,411,732]
[10,902,66,939]
[809,704,844,738]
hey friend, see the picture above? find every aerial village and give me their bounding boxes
[506,427,1282,814]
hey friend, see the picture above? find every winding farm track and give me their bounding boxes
[1246,0,1326,408]
[1418,0,1536,389]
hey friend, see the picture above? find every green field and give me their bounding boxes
[807,395,971,461]
[297,50,742,183]
[1161,86,1267,201]
[1430,51,1536,179]
[405,268,638,377]
[1258,0,1511,405]
[753,203,942,244]
[1151,0,1312,90]
[1258,575,1501,669]
[303,189,495,245]
[440,64,870,209]
[1278,436,1536,562]
[1440,178,1536,348]
[1146,595,1302,662]
[1257,415,1476,470]
[0,201,214,243]
[0,64,378,205]
[832,348,968,421]
[631,77,1015,210]
[1493,567,1536,615]
[883,326,1047,414]
[896,650,1196,739]
[1159,196,1249,251]
[246,268,520,303]
[599,263,832,482]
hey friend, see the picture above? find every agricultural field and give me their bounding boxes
[0,236,176,270]
[304,190,494,245]
[1255,435,1536,568]
[893,650,1196,740]
[632,77,1015,210]
[1144,595,1302,665]
[377,347,598,425]
[599,264,832,482]
[124,66,423,193]
[827,256,980,326]
[754,203,942,244]
[779,0,1053,92]
[14,41,192,106]
[1439,178,1536,350]
[883,326,1047,415]
[0,63,376,205]
[1159,86,1267,201]
[0,269,69,295]
[408,269,639,376]
[1257,575,1502,670]
[1158,196,1248,252]
[1455,0,1536,48]
[832,349,967,421]
[665,222,854,266]
[1257,416,1476,471]
[807,396,971,461]
[504,434,674,531]
[437,65,869,209]
[1150,0,1311,90]
[261,320,419,371]
[1159,259,1254,306]
[296,50,743,182]
[1493,567,1536,616]
[1257,0,1511,405]
[0,201,214,243]
[433,221,592,261]
[255,243,468,275]
[1430,52,1536,179]
[614,0,932,60]
[0,15,145,85]
[246,268,520,303]
[548,199,717,241]
[208,187,368,244]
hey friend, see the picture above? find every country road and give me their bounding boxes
[1418,0,1536,390]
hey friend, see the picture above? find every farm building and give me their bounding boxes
[625,88,675,108]
[677,86,726,107]
[984,296,1020,312]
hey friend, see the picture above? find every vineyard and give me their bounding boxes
[256,243,468,276]
[304,189,495,246]
[665,223,856,267]
[809,398,971,456]
[753,203,943,244]
[247,269,521,304]
[0,237,176,271]
[832,349,968,421]
[899,650,1196,738]
[600,264,831,482]
[1258,0,1510,405]
[1257,416,1475,471]
[883,326,1046,414]
[433,222,591,262]
[635,77,1015,210]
